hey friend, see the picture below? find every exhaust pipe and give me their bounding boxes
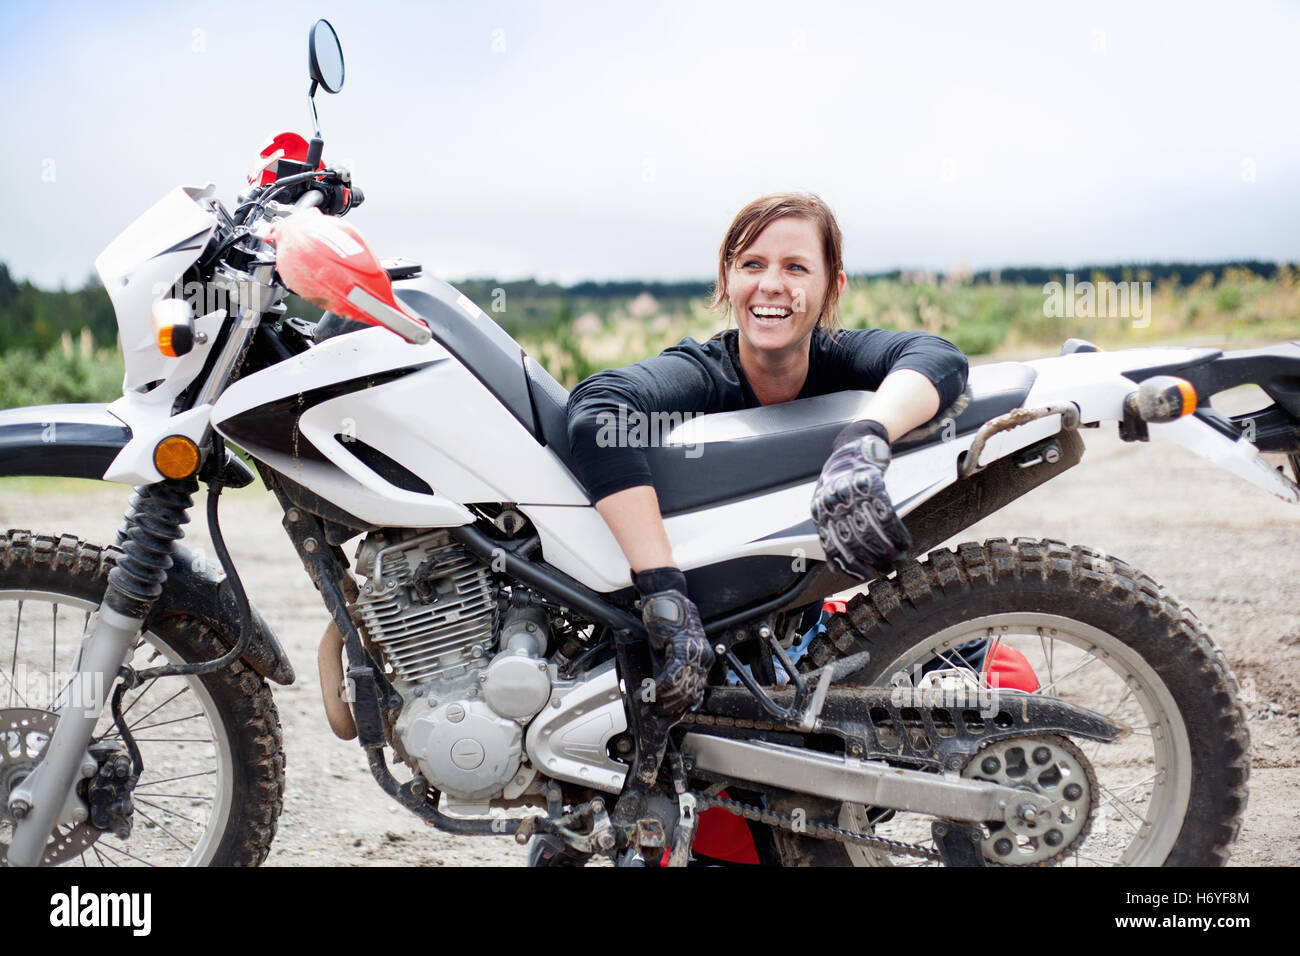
[317,621,357,740]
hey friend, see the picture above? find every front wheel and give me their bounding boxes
[0,532,285,866]
[777,538,1250,867]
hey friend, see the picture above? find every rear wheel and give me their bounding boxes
[774,538,1249,867]
[0,532,285,866]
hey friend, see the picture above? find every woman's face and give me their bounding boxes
[728,216,842,358]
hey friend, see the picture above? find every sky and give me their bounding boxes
[2,0,1299,289]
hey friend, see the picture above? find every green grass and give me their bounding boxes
[519,267,1300,388]
[1,269,1296,402]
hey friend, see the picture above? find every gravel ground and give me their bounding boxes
[1,390,1296,867]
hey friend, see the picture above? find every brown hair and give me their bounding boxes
[709,192,845,331]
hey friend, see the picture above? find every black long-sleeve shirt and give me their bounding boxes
[566,327,968,502]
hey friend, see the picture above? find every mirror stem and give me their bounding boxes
[308,85,321,138]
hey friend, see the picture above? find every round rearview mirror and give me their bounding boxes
[309,19,345,94]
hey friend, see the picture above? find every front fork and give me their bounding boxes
[5,479,197,867]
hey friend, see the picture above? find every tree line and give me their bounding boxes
[1,259,1294,353]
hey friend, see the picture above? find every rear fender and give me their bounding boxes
[1150,414,1300,502]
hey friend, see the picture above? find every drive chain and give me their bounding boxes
[683,712,941,861]
[680,719,1100,865]
[692,793,943,862]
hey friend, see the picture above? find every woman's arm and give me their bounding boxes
[566,345,720,571]
[594,484,676,572]
[861,368,941,441]
[833,328,968,435]
[811,330,968,579]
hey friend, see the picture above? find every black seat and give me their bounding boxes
[526,360,1037,516]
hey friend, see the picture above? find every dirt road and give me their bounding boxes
[2,391,1296,866]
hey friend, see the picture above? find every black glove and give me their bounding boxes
[633,567,714,724]
[811,419,912,579]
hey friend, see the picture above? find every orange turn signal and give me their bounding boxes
[152,299,195,357]
[154,436,200,479]
[1131,375,1198,424]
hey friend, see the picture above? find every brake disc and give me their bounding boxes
[961,734,1097,865]
[0,708,103,865]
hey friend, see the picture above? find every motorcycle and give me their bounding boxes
[1,19,1295,867]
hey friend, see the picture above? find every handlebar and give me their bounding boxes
[295,190,325,210]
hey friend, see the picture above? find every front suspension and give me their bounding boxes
[5,479,196,867]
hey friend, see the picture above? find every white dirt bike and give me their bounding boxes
[2,20,1294,867]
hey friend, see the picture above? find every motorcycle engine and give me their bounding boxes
[352,530,554,804]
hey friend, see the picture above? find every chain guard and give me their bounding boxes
[693,684,1122,773]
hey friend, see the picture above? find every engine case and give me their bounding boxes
[395,698,522,800]
[354,530,563,802]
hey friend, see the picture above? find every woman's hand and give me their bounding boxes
[634,568,714,724]
[811,420,913,579]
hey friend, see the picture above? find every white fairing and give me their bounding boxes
[94,185,220,393]
[210,325,588,527]
[89,184,229,484]
[102,308,227,485]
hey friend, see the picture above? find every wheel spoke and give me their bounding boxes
[133,805,195,851]
[1035,653,1103,697]
[134,768,216,788]
[128,737,214,744]
[100,683,189,741]
[91,844,116,867]
[1100,771,1159,800]
[1097,783,1147,830]
[939,640,980,675]
[135,797,204,826]
[0,663,28,708]
[9,599,21,707]
[1090,683,1139,761]
[95,840,156,866]
[123,712,205,735]
[117,675,160,720]
[1103,683,1137,720]
[124,685,190,732]
[134,792,214,801]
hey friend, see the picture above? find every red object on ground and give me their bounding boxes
[822,599,847,615]
[691,789,761,864]
[982,640,1040,692]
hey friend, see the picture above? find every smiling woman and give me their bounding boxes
[559,192,969,864]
